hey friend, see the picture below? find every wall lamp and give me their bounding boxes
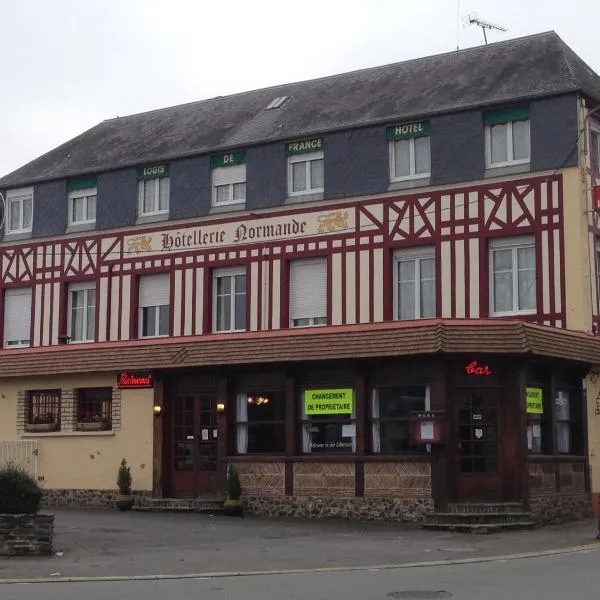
[216,402,225,414]
[153,405,162,416]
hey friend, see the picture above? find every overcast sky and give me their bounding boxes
[1,0,599,177]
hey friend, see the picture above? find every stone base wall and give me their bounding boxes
[529,493,593,524]
[0,514,54,556]
[243,495,433,522]
[42,489,152,508]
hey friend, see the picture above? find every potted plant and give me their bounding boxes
[76,413,108,432]
[116,458,134,511]
[25,413,57,433]
[223,464,243,516]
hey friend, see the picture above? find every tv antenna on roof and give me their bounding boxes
[464,13,507,45]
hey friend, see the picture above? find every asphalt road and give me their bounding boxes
[2,546,598,600]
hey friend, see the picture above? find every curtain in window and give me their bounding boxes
[490,123,508,163]
[493,249,513,312]
[517,246,535,310]
[414,137,431,174]
[512,120,530,161]
[371,390,381,453]
[236,393,248,454]
[420,257,435,317]
[394,140,411,177]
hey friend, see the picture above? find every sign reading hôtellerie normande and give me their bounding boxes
[124,208,353,256]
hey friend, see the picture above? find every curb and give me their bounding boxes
[1,542,599,585]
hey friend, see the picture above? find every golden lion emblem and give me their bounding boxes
[127,235,152,254]
[317,210,349,233]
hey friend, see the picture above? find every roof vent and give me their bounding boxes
[264,96,289,110]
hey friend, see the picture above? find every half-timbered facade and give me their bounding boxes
[1,31,600,524]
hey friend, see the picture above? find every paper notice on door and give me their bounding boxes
[201,429,209,441]
[342,424,356,438]
[420,421,435,441]
[213,429,218,438]
[527,426,533,451]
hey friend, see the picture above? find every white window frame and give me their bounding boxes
[389,137,431,182]
[6,187,33,234]
[212,267,247,333]
[287,151,324,196]
[485,119,531,168]
[138,274,170,339]
[591,123,600,173]
[3,287,32,348]
[68,282,96,343]
[68,187,97,226]
[211,164,247,207]
[138,177,170,217]
[393,247,436,320]
[489,236,536,317]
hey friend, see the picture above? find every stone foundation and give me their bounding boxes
[42,489,152,508]
[529,493,593,524]
[243,495,434,522]
[0,514,54,556]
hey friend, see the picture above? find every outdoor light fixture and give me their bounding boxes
[153,405,162,416]
[216,402,225,414]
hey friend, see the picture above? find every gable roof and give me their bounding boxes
[2,31,600,188]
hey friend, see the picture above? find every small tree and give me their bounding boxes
[0,463,43,514]
[227,464,241,501]
[117,458,132,495]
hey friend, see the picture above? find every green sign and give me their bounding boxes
[304,389,353,415]
[286,138,323,155]
[484,105,529,125]
[386,121,430,139]
[210,151,247,168]
[67,175,97,191]
[137,164,170,180]
[526,387,543,414]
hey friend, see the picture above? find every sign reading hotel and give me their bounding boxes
[526,387,543,414]
[386,121,430,139]
[124,208,353,256]
[304,389,354,415]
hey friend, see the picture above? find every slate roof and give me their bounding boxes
[0,320,598,377]
[2,31,600,188]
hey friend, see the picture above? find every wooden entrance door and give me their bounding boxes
[456,388,502,501]
[168,394,218,497]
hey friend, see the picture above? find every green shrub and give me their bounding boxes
[227,464,241,501]
[0,463,43,514]
[117,458,132,495]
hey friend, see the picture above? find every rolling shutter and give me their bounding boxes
[212,164,246,186]
[289,259,327,322]
[139,274,170,308]
[4,288,32,346]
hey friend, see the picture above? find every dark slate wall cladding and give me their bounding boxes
[96,168,137,230]
[430,110,485,185]
[32,179,67,238]
[324,126,389,200]
[246,143,286,210]
[169,155,211,219]
[530,93,579,171]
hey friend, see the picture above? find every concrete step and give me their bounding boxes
[447,502,526,514]
[421,520,538,534]
[423,512,536,526]
[133,498,225,514]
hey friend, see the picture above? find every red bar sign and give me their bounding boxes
[117,372,154,389]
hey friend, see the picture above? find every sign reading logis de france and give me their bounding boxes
[124,208,354,256]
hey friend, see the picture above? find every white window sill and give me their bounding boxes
[486,158,530,169]
[490,310,536,318]
[67,339,95,344]
[212,329,247,334]
[290,323,328,328]
[390,173,430,183]
[139,334,169,340]
[285,191,324,205]
[21,431,115,438]
[4,344,31,349]
[3,230,33,241]
[136,213,169,225]
[288,189,324,197]
[211,199,246,208]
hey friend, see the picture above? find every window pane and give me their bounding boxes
[592,132,600,172]
[87,195,96,221]
[376,387,426,418]
[246,424,286,453]
[307,421,354,453]
[216,275,231,296]
[556,422,571,453]
[72,197,84,222]
[158,304,169,336]
[142,306,155,337]
[22,198,33,229]
[233,182,246,201]
[143,180,155,213]
[493,249,513,313]
[414,136,431,174]
[420,279,435,318]
[86,289,96,341]
[9,201,20,231]
[393,140,411,177]
[292,161,307,192]
[512,120,530,161]
[399,281,415,320]
[159,178,170,211]
[246,391,286,422]
[71,291,84,340]
[216,289,231,331]
[490,123,508,164]
[216,185,230,204]
[310,158,324,189]
[517,246,536,311]
[554,391,570,421]
[234,274,246,330]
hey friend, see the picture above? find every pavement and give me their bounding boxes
[0,508,598,584]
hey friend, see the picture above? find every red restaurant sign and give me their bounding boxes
[117,372,154,389]
[465,361,492,376]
